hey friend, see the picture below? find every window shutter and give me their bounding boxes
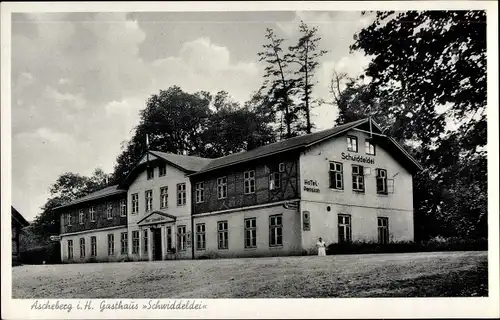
[387,179,395,193]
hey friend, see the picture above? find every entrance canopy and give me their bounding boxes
[137,211,177,227]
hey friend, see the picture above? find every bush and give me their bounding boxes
[326,237,487,255]
[19,243,61,264]
[197,252,221,260]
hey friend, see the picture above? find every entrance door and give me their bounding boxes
[152,228,162,261]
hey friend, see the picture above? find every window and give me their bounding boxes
[79,210,84,224]
[106,203,113,219]
[347,136,358,152]
[177,183,186,206]
[244,170,256,194]
[177,226,187,251]
[132,231,139,254]
[365,140,375,155]
[131,193,139,214]
[80,238,85,258]
[166,227,172,252]
[195,182,204,203]
[196,223,206,251]
[387,179,395,194]
[338,214,352,244]
[352,165,365,192]
[67,240,73,260]
[269,215,283,247]
[378,217,389,244]
[279,162,285,173]
[159,165,167,177]
[143,230,148,254]
[91,236,97,257]
[244,218,257,248]
[121,232,128,255]
[329,162,343,190]
[90,207,95,222]
[160,187,168,208]
[217,177,227,199]
[376,169,388,194]
[120,199,127,217]
[145,190,153,212]
[108,234,115,255]
[67,213,71,226]
[167,227,175,252]
[147,167,154,180]
[218,221,229,250]
[269,172,281,190]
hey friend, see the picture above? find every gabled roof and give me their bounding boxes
[12,206,29,227]
[192,118,369,175]
[191,118,422,176]
[149,150,213,172]
[53,185,126,210]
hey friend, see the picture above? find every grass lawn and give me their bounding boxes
[12,251,487,298]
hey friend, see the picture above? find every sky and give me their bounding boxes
[11,11,374,221]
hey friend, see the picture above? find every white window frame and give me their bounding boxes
[269,214,283,247]
[89,207,95,222]
[338,214,352,244]
[79,238,85,258]
[120,199,127,217]
[108,234,115,255]
[196,223,206,251]
[376,168,388,194]
[269,172,281,190]
[106,203,113,220]
[90,236,97,257]
[67,240,73,260]
[378,217,389,244]
[244,170,256,194]
[132,230,139,254]
[195,182,204,203]
[177,183,186,206]
[279,162,285,173]
[347,135,358,152]
[67,213,71,226]
[329,162,344,190]
[352,165,365,192]
[160,186,168,208]
[217,177,227,199]
[79,210,84,224]
[120,232,128,255]
[145,190,153,212]
[365,140,376,155]
[218,221,229,250]
[244,218,257,248]
[131,193,139,214]
[177,225,187,251]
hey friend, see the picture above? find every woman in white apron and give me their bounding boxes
[317,237,327,256]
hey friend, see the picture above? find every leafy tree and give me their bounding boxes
[29,168,110,244]
[342,10,487,240]
[111,87,277,182]
[288,21,328,133]
[258,28,302,139]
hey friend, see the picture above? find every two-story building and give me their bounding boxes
[55,118,422,263]
[189,118,422,257]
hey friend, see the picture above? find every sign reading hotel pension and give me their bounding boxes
[304,179,320,193]
[341,152,375,164]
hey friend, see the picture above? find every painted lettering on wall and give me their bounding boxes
[145,216,166,223]
[341,152,375,164]
[304,179,320,193]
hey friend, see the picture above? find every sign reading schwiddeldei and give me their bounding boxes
[341,152,375,164]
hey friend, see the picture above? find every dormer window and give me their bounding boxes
[347,136,358,152]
